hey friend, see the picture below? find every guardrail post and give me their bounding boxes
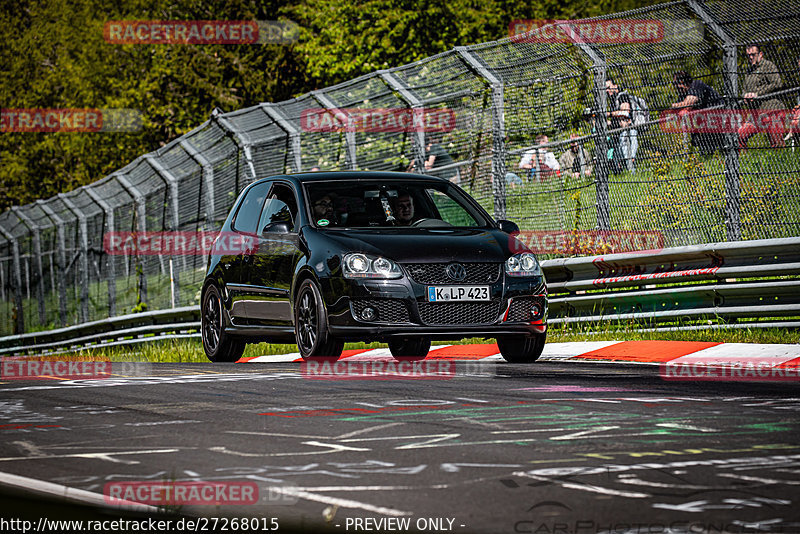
[35,200,68,326]
[11,207,46,327]
[145,154,183,306]
[83,187,117,317]
[312,90,358,170]
[261,104,302,173]
[114,173,148,307]
[0,226,24,333]
[379,71,428,175]
[456,47,507,220]
[685,0,741,241]
[213,109,258,189]
[567,30,611,231]
[180,138,216,227]
[57,194,90,323]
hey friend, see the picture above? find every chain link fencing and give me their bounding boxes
[1,0,799,335]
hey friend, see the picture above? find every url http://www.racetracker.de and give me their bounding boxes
[0,517,280,533]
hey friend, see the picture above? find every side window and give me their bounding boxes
[232,181,270,234]
[258,183,299,234]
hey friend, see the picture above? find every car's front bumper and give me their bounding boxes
[322,271,547,343]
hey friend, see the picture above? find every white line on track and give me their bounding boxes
[0,470,159,513]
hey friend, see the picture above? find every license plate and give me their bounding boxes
[427,286,490,302]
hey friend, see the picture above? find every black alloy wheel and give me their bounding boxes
[202,285,246,362]
[294,279,344,359]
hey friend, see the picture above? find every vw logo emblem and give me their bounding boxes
[445,263,467,282]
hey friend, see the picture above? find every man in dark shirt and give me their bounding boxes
[424,140,458,183]
[671,71,725,155]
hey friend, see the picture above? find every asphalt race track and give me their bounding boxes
[1,358,799,534]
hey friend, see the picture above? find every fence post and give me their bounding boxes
[114,173,148,307]
[35,200,68,326]
[83,187,117,317]
[379,70,428,175]
[58,194,90,323]
[685,0,741,241]
[566,30,611,231]
[11,207,46,327]
[312,90,358,170]
[455,47,507,220]
[213,110,258,188]
[180,138,216,227]
[0,226,24,333]
[145,154,183,305]
[261,104,302,173]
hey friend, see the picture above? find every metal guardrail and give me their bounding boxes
[543,237,800,327]
[0,238,797,356]
[0,306,200,356]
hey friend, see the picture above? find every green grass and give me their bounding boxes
[40,325,799,363]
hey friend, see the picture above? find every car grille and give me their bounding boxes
[351,299,410,323]
[507,296,546,322]
[417,301,501,325]
[403,263,501,285]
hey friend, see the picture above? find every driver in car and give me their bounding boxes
[312,194,336,224]
[392,191,415,225]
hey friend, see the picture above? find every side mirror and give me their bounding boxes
[496,219,520,235]
[261,221,291,235]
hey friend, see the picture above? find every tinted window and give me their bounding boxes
[258,199,294,234]
[303,181,489,228]
[232,181,270,234]
[261,183,299,232]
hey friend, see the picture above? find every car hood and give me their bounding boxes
[314,227,517,263]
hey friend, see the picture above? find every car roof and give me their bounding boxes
[259,170,451,185]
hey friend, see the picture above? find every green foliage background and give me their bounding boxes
[0,0,661,210]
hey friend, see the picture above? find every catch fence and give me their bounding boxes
[1,0,799,334]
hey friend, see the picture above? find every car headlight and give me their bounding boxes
[505,253,542,277]
[343,253,402,279]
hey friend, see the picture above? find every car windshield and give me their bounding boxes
[304,181,490,229]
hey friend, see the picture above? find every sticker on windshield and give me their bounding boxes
[317,218,329,226]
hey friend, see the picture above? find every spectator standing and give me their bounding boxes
[739,44,784,148]
[606,78,644,172]
[424,136,459,183]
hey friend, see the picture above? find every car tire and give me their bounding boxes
[202,285,246,363]
[388,337,431,360]
[295,279,344,360]
[497,332,546,363]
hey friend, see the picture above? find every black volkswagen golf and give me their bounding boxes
[201,171,547,363]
